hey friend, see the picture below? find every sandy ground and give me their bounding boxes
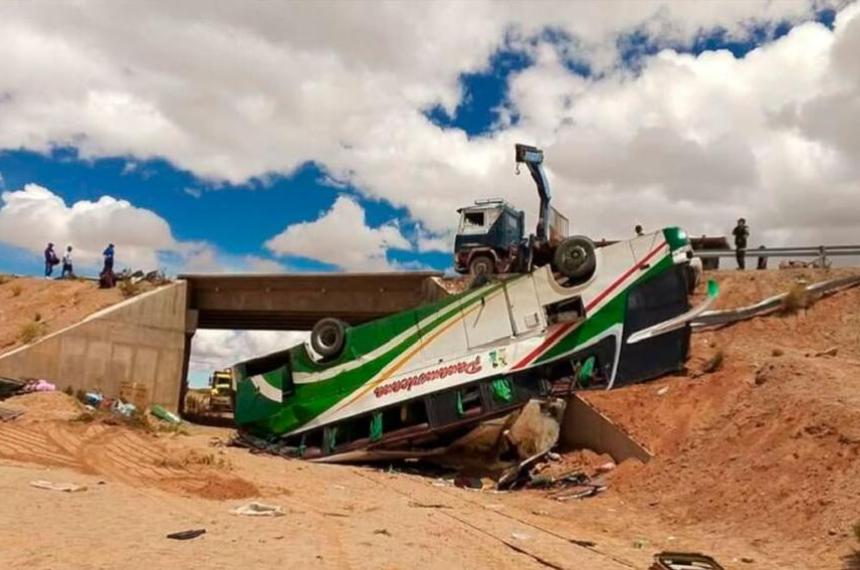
[1,268,859,569]
[0,393,785,570]
[0,276,122,356]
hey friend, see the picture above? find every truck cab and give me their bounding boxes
[454,199,525,276]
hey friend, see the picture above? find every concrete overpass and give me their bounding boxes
[180,271,447,330]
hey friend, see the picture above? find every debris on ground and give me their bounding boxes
[30,480,87,493]
[230,502,286,517]
[21,379,56,393]
[650,551,725,570]
[150,404,181,424]
[0,406,24,422]
[814,346,838,357]
[453,476,484,490]
[166,529,206,540]
[0,376,27,398]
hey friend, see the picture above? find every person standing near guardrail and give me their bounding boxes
[732,218,749,270]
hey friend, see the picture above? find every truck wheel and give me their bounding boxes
[311,318,346,360]
[554,236,596,282]
[469,255,495,277]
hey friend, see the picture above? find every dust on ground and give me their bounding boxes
[0,276,123,355]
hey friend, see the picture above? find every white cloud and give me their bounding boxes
[0,183,177,270]
[242,255,289,274]
[189,329,308,374]
[415,226,453,253]
[0,0,856,261]
[265,196,412,271]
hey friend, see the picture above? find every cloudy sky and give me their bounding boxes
[1,0,858,379]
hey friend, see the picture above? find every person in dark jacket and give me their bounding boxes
[732,218,749,270]
[99,243,116,288]
[44,243,58,278]
[102,243,115,273]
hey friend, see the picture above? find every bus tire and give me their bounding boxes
[311,318,347,360]
[554,236,596,282]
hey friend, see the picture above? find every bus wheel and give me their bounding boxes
[311,318,346,360]
[553,236,596,282]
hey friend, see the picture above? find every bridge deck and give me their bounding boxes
[179,271,447,330]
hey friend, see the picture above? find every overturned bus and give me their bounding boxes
[232,226,716,461]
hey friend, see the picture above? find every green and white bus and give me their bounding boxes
[233,226,715,461]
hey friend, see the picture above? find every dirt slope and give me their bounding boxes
[583,267,860,567]
[0,277,123,356]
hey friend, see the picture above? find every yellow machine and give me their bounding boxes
[208,369,234,414]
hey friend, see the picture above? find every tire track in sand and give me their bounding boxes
[0,420,258,499]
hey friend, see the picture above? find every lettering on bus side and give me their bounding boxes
[373,356,482,399]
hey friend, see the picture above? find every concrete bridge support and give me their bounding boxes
[0,282,189,411]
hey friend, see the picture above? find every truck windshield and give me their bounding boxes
[464,212,484,227]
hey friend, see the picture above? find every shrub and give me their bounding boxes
[18,320,46,344]
[118,279,143,299]
[780,282,812,315]
[11,284,22,297]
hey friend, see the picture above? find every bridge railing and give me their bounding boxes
[694,245,860,267]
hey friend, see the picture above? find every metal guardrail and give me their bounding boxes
[695,245,860,259]
[694,245,860,268]
[692,275,860,329]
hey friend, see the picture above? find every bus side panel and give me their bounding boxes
[615,265,691,386]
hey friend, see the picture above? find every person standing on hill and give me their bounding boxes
[44,243,58,278]
[61,246,74,279]
[102,243,115,273]
[100,243,116,288]
[732,218,750,270]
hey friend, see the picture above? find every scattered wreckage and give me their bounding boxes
[231,144,718,462]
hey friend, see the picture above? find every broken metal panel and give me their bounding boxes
[651,551,725,570]
[560,394,652,464]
